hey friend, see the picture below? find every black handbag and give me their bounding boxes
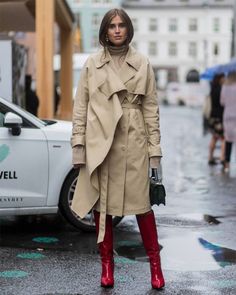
[149,168,166,206]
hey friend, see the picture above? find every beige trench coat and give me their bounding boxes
[71,46,162,242]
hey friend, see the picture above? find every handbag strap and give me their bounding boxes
[150,167,162,183]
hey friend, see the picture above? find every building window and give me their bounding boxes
[91,34,99,49]
[132,18,138,31]
[213,18,220,32]
[186,70,199,83]
[168,42,177,56]
[149,18,158,31]
[148,42,157,56]
[92,13,100,28]
[169,18,177,32]
[189,18,197,32]
[189,42,197,58]
[213,43,219,56]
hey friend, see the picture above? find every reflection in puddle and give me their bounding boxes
[115,234,236,271]
[161,233,236,271]
[115,240,148,262]
[198,238,236,267]
[202,214,221,224]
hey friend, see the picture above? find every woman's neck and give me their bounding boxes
[108,44,129,56]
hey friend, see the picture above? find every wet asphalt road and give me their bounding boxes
[1,105,236,295]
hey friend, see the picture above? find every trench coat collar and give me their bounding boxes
[95,46,141,71]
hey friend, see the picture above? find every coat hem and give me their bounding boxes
[95,205,151,217]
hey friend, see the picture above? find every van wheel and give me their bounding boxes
[59,169,123,232]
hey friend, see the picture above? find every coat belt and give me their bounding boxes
[121,102,141,109]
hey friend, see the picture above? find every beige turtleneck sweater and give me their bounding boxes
[108,45,128,70]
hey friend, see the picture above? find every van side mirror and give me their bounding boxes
[4,112,23,136]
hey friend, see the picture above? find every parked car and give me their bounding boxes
[0,97,122,231]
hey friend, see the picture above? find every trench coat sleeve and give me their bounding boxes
[149,156,161,168]
[71,65,89,148]
[142,63,162,158]
[72,145,86,165]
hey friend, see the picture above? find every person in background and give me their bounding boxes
[71,8,165,290]
[208,73,225,165]
[25,74,39,116]
[220,71,236,172]
[54,83,60,115]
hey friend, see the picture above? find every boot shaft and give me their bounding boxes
[136,210,160,255]
[94,210,114,288]
[94,210,113,258]
[136,210,165,289]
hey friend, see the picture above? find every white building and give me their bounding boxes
[122,0,234,87]
[67,0,122,53]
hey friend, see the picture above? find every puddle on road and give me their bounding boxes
[156,213,221,227]
[115,240,148,263]
[115,233,236,271]
[161,233,236,271]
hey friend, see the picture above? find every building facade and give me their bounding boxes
[67,0,122,53]
[122,0,234,86]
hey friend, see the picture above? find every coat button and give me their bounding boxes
[121,146,125,151]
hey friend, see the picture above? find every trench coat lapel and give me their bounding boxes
[98,66,127,99]
[119,46,140,85]
[94,46,141,98]
[95,49,126,99]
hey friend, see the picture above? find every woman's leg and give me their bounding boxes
[136,210,165,289]
[208,135,217,164]
[220,138,225,163]
[94,210,114,288]
[224,141,233,171]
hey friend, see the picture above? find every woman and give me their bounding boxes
[208,74,225,165]
[220,71,236,172]
[71,8,165,289]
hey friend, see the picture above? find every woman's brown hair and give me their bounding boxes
[99,8,134,47]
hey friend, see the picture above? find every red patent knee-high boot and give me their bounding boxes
[94,210,114,288]
[136,210,165,289]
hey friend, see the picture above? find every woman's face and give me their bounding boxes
[107,15,127,46]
